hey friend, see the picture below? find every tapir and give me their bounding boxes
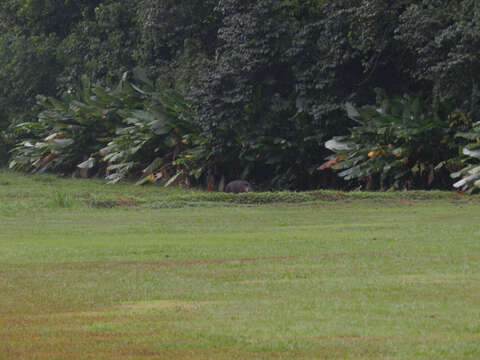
[224,180,253,193]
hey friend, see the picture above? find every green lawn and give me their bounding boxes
[1,171,479,359]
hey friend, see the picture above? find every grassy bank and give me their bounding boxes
[1,171,479,359]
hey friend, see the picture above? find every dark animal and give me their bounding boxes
[225,180,253,193]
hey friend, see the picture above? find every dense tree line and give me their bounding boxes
[2,0,480,191]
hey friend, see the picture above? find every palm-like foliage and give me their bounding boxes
[321,94,466,190]
[9,76,127,174]
[100,74,201,184]
[452,121,480,192]
[9,68,201,185]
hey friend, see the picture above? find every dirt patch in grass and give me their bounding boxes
[400,274,474,284]
[49,252,394,270]
[115,197,139,207]
[121,300,199,311]
[86,197,139,208]
[34,252,479,273]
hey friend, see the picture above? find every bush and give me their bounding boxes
[8,68,204,186]
[99,69,202,185]
[452,121,480,193]
[8,76,128,175]
[320,92,469,190]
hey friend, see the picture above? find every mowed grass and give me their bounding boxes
[0,170,479,359]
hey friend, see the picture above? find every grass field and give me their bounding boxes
[1,170,479,359]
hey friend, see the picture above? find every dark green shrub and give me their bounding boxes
[192,0,332,190]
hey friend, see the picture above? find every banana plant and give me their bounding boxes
[320,93,466,190]
[9,67,203,185]
[452,121,480,193]
[99,72,202,185]
[9,76,127,174]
